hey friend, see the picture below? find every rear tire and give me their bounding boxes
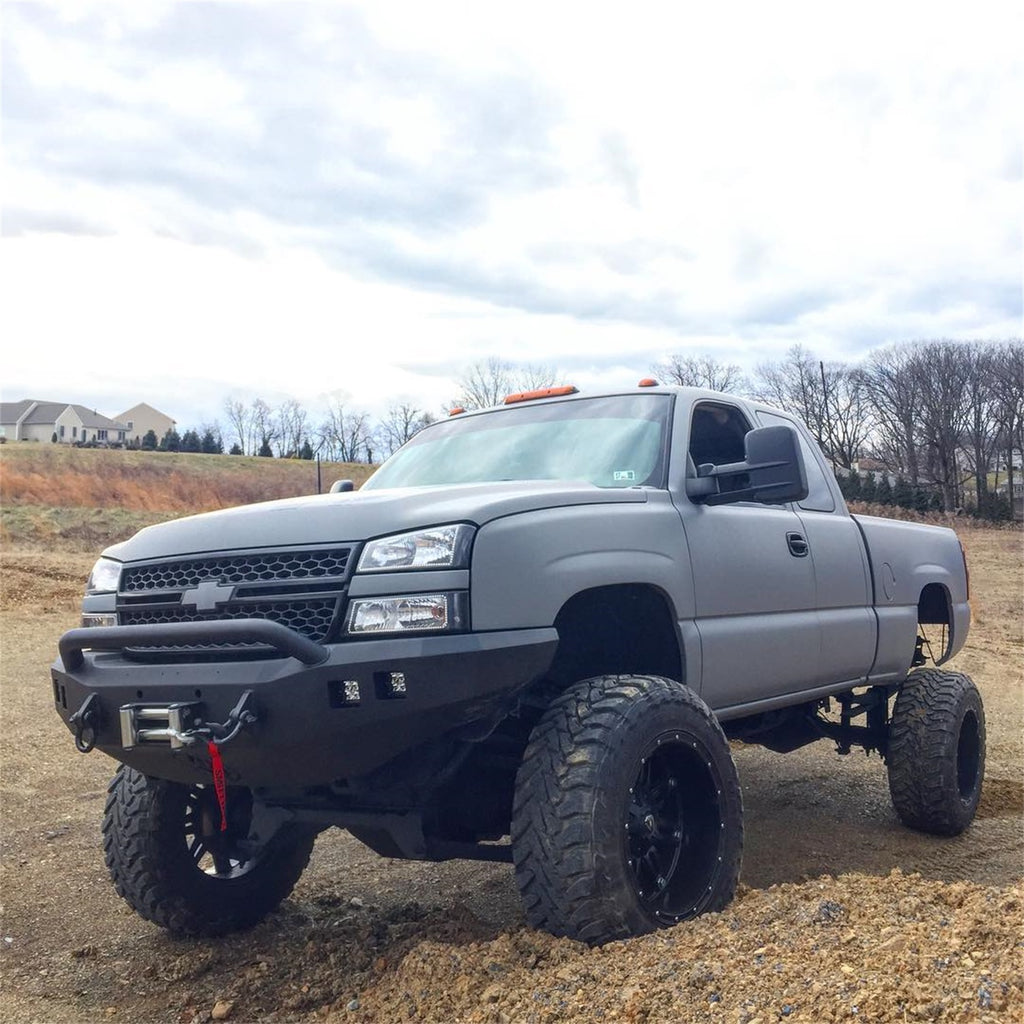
[887,669,985,836]
[511,674,742,945]
[103,766,316,936]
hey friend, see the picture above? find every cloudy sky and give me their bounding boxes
[2,1,1021,430]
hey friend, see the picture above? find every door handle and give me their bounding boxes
[786,532,809,557]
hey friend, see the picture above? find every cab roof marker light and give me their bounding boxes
[638,378,659,387]
[449,407,465,416]
[503,385,579,405]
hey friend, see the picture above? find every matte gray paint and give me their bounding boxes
[348,570,469,597]
[854,514,969,672]
[470,495,693,632]
[674,502,820,704]
[88,385,971,718]
[102,479,647,563]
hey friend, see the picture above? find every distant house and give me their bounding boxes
[117,403,176,447]
[851,456,895,485]
[994,448,1024,520]
[0,400,129,445]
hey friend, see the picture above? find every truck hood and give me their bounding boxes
[103,480,650,562]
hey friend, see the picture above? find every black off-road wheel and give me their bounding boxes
[511,675,743,945]
[103,766,317,936]
[887,669,986,836]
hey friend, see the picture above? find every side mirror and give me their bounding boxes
[329,479,355,493]
[686,425,808,506]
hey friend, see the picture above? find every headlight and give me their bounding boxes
[358,525,474,572]
[345,592,468,634]
[86,557,122,594]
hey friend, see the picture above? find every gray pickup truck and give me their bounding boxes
[52,383,983,945]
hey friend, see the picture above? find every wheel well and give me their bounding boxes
[918,583,951,625]
[917,582,953,664]
[547,584,683,688]
[435,584,684,844]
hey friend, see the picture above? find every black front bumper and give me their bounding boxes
[51,621,558,787]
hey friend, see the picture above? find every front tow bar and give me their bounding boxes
[59,619,330,670]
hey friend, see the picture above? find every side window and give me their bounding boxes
[688,403,753,494]
[757,411,836,512]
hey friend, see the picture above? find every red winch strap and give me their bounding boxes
[207,740,228,832]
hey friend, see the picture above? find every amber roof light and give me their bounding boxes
[637,378,659,387]
[503,385,579,405]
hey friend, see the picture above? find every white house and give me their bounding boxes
[0,400,128,444]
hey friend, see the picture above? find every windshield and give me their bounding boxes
[363,394,672,490]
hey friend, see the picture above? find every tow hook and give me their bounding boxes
[69,693,101,753]
[201,690,259,746]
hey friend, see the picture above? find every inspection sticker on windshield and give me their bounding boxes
[613,470,636,481]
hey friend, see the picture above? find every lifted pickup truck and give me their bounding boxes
[53,384,983,945]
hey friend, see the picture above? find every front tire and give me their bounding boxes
[511,675,742,945]
[103,766,316,936]
[887,669,986,836]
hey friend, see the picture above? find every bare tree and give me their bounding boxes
[452,357,561,410]
[277,399,309,458]
[818,363,874,470]
[319,396,373,463]
[378,402,435,457]
[223,398,253,455]
[752,346,872,469]
[991,340,1024,514]
[914,341,973,510]
[960,343,1005,514]
[856,345,925,484]
[753,345,826,442]
[251,398,278,457]
[650,354,746,392]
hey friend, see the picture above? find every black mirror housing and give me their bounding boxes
[690,425,809,506]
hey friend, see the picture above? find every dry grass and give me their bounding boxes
[0,443,372,511]
[848,499,1021,531]
[0,444,373,549]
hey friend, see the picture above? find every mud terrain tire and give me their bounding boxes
[511,674,742,945]
[887,669,985,836]
[103,766,316,936]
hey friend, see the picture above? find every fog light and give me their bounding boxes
[81,613,118,628]
[374,671,407,699]
[343,680,361,704]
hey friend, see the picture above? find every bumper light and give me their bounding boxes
[81,613,118,628]
[345,592,467,635]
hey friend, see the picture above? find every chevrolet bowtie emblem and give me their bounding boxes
[180,579,236,613]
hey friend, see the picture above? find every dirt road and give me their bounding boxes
[2,530,1021,1022]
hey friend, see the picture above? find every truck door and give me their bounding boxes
[675,401,820,710]
[756,410,875,686]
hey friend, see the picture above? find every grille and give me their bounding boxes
[121,549,351,592]
[120,599,339,640]
[117,546,353,655]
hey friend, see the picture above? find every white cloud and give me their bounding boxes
[1,0,1020,432]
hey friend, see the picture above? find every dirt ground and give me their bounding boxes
[1,529,1021,1023]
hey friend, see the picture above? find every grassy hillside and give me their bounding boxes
[0,443,374,550]
[3,442,1010,552]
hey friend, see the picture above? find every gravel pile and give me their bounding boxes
[131,869,1020,1023]
[2,540,1021,1024]
[326,870,1022,1023]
